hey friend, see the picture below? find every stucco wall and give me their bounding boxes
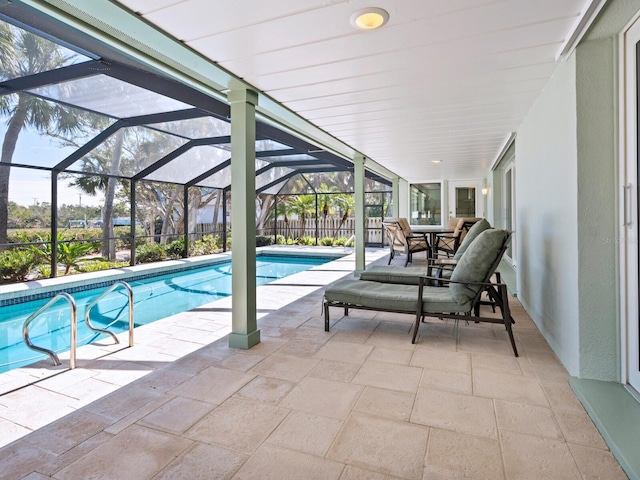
[516,55,580,375]
[571,0,640,380]
[574,38,620,380]
[515,0,640,380]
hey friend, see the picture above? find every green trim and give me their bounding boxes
[228,330,261,350]
[569,377,640,479]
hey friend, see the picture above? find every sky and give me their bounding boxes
[3,126,105,207]
[8,170,105,207]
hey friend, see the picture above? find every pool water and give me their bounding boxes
[0,255,330,374]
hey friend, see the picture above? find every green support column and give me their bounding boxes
[354,155,366,273]
[228,87,260,349]
[392,176,399,217]
[399,178,409,219]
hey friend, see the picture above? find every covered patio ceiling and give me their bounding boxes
[1,0,605,185]
[109,0,605,182]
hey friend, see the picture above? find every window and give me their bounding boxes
[409,183,442,225]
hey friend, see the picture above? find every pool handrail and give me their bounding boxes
[85,281,134,348]
[22,292,77,369]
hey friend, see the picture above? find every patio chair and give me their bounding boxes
[323,229,518,356]
[382,218,430,266]
[361,218,492,285]
[434,217,483,257]
[431,218,491,278]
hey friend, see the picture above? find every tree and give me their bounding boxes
[274,197,291,240]
[332,194,355,240]
[287,194,316,238]
[102,130,124,258]
[317,184,338,237]
[0,24,82,247]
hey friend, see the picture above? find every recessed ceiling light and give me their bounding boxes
[350,7,389,30]
[431,160,442,164]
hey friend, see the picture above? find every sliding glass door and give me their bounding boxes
[623,17,640,393]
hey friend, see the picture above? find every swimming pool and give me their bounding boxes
[0,254,332,374]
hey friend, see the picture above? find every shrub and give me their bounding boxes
[29,234,101,275]
[255,235,274,247]
[36,264,51,279]
[8,228,50,244]
[0,249,37,283]
[166,238,186,259]
[78,260,130,273]
[298,236,315,246]
[136,243,166,263]
[115,226,146,250]
[333,237,346,246]
[319,237,334,246]
[190,235,219,256]
[275,236,297,245]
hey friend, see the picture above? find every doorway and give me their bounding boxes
[447,181,481,220]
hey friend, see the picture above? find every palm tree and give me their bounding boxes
[0,24,81,247]
[317,184,337,237]
[273,198,291,240]
[332,194,355,240]
[287,194,316,239]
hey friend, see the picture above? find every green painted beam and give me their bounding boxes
[354,155,365,273]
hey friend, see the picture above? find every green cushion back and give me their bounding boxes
[449,229,508,304]
[453,218,491,260]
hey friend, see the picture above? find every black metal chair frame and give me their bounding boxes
[434,220,478,257]
[382,220,430,266]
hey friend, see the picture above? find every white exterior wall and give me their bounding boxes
[516,55,580,375]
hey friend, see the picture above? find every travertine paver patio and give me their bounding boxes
[0,248,628,479]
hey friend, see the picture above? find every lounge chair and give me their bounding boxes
[323,229,518,356]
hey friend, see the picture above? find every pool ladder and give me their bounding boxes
[22,281,134,370]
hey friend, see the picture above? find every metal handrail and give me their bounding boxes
[22,292,77,369]
[85,281,134,347]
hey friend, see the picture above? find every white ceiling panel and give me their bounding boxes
[115,0,599,182]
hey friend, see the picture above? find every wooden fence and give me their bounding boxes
[194,217,386,245]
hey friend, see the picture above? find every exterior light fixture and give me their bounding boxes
[431,160,442,164]
[350,7,389,30]
[482,184,489,195]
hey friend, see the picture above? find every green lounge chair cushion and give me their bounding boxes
[453,218,491,259]
[325,278,471,314]
[359,266,430,285]
[449,229,508,304]
[431,218,492,280]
